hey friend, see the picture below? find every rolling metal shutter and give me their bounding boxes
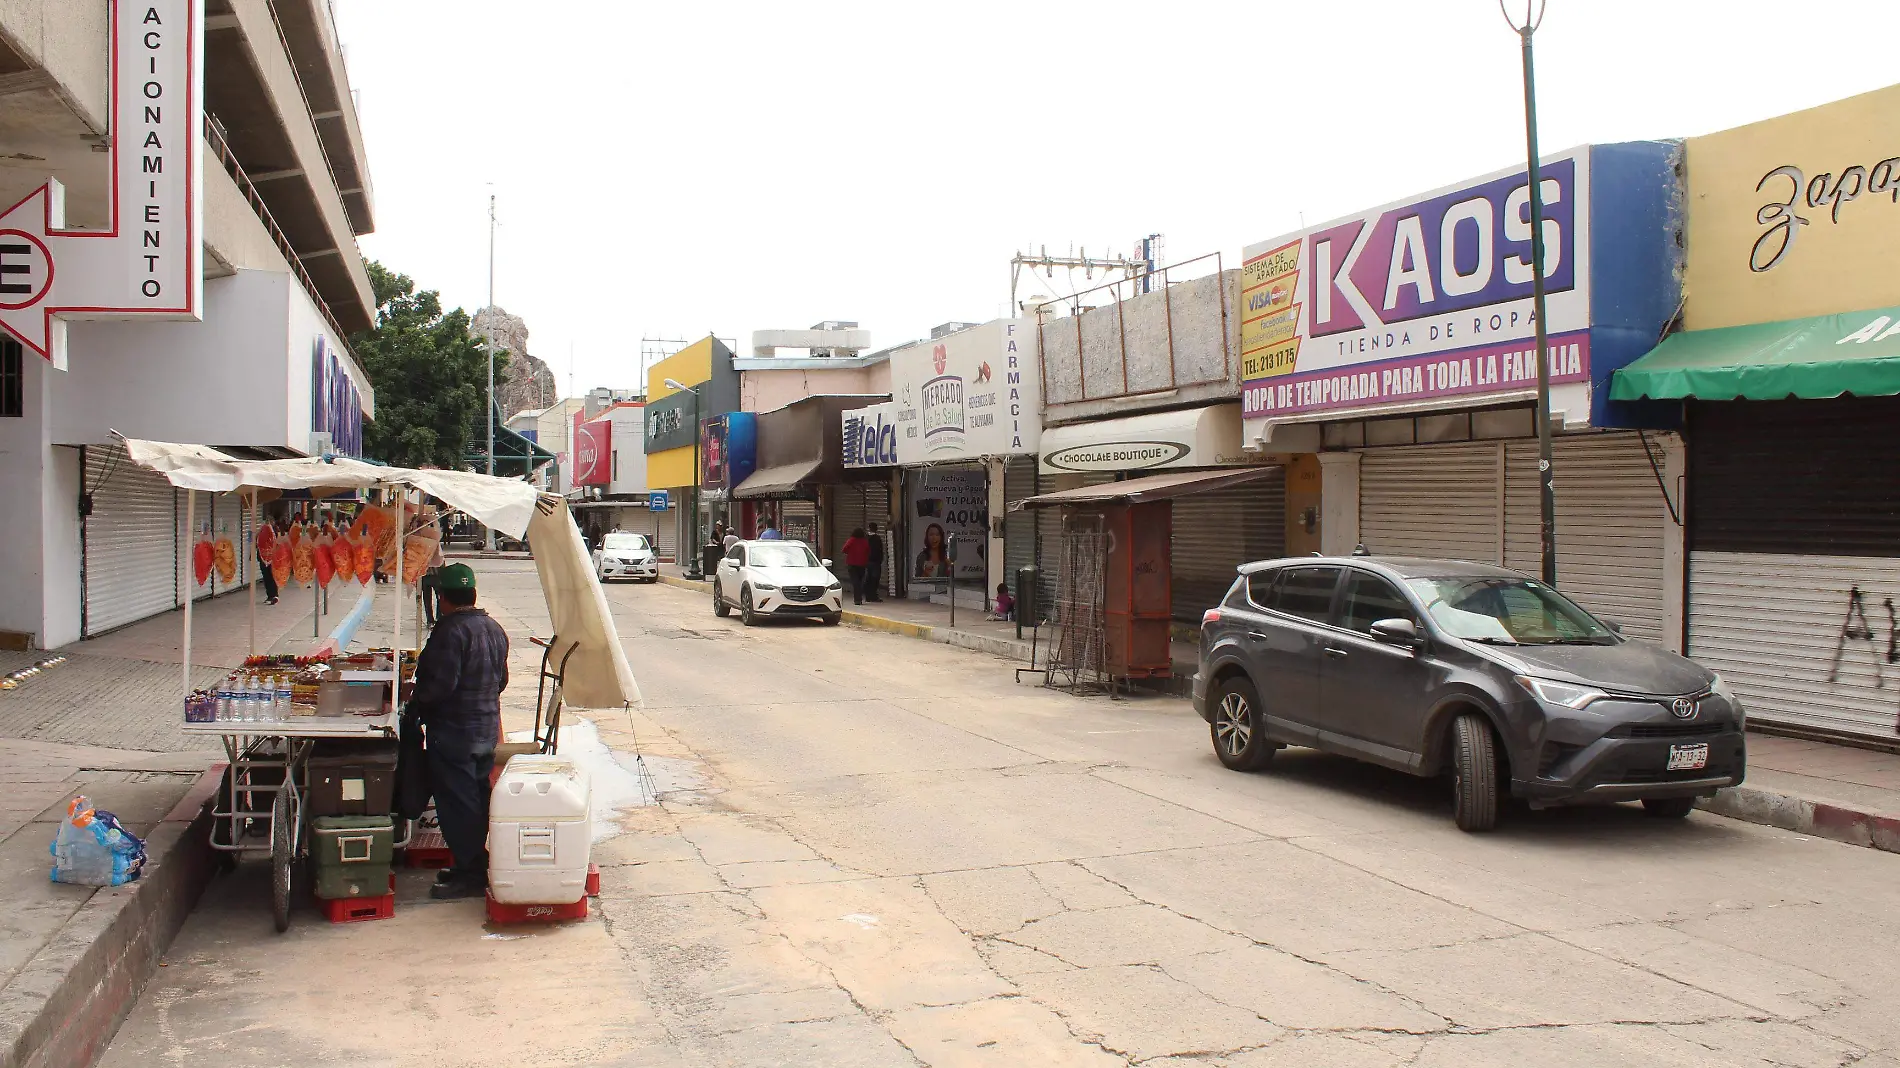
[1685,399,1900,742]
[1505,433,1667,642]
[1003,459,1037,607]
[827,484,872,585]
[1689,552,1900,741]
[1170,470,1286,621]
[1358,442,1502,561]
[83,443,181,636]
[781,500,818,548]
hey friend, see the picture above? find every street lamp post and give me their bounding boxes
[666,378,704,579]
[484,193,497,554]
[1503,0,1558,586]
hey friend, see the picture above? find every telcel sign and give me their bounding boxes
[842,402,899,468]
[573,420,610,486]
[1239,149,1593,434]
[0,0,203,369]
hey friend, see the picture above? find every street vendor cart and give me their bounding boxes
[123,436,640,931]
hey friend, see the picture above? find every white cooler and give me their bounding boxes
[488,755,593,905]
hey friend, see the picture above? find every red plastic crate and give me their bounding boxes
[485,893,587,924]
[585,863,600,897]
[321,873,396,924]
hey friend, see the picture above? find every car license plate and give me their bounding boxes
[1667,743,1709,771]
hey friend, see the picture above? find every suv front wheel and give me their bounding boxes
[1210,676,1275,772]
[1450,712,1502,832]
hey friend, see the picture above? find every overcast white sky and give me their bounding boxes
[336,1,1900,394]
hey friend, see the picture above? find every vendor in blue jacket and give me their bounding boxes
[408,563,509,900]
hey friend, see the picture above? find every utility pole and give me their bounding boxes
[485,191,497,553]
[1503,0,1558,586]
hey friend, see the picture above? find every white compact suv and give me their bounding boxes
[593,531,659,583]
[712,540,844,625]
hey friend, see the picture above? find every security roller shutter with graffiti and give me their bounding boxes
[1170,471,1286,622]
[1687,398,1900,742]
[83,443,181,636]
[1504,433,1667,643]
[1358,442,1502,561]
[1003,458,1037,605]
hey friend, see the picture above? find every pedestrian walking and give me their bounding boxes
[255,517,279,605]
[864,522,885,601]
[420,537,447,627]
[408,563,510,900]
[841,527,872,605]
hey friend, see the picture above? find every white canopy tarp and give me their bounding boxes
[121,437,538,537]
[122,436,639,709]
[527,497,640,708]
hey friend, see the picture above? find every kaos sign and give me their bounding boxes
[1240,150,1593,428]
[0,1,203,368]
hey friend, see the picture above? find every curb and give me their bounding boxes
[0,765,221,1068]
[1698,783,1900,854]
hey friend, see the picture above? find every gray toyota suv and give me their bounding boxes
[1192,556,1746,831]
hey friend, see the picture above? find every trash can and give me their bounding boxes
[701,542,722,577]
[1015,566,1039,626]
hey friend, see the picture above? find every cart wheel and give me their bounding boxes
[270,789,292,933]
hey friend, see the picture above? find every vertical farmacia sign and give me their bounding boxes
[0,1,203,369]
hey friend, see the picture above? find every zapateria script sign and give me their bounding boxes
[0,1,203,369]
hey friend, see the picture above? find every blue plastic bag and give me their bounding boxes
[49,796,147,886]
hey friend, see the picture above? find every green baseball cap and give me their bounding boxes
[438,563,477,591]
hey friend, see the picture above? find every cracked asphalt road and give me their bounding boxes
[102,564,1900,1067]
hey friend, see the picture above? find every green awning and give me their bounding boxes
[465,402,555,476]
[1612,306,1900,402]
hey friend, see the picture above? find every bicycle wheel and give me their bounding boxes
[270,788,292,933]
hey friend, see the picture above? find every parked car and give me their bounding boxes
[713,540,844,626]
[1193,556,1746,831]
[593,531,658,583]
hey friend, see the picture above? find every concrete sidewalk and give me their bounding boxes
[0,576,405,1068]
[662,566,1900,856]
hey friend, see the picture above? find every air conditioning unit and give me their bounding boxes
[308,432,334,457]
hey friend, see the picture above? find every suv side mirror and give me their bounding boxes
[821,558,833,569]
[1603,620,1623,635]
[1369,618,1421,646]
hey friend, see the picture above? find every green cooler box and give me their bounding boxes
[312,815,394,900]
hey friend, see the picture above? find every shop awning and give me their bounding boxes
[1611,307,1900,402]
[732,458,823,499]
[466,402,557,477]
[1012,466,1282,509]
[1039,403,1244,474]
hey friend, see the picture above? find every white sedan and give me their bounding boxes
[713,540,845,625]
[593,532,659,583]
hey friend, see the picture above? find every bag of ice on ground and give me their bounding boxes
[49,796,147,886]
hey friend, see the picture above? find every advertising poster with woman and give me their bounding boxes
[908,468,987,581]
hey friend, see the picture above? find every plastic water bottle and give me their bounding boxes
[275,674,293,719]
[242,674,261,723]
[216,679,234,722]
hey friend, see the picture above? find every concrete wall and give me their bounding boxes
[1041,269,1240,425]
[0,354,82,648]
[742,366,883,414]
[203,149,290,275]
[607,405,649,495]
[56,269,363,451]
[0,1,110,130]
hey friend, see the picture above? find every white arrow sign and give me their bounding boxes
[0,0,202,370]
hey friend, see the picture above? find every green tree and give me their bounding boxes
[353,261,504,469]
